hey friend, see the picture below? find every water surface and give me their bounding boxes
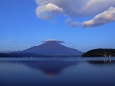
[0,57,115,86]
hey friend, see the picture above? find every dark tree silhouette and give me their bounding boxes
[82,48,115,57]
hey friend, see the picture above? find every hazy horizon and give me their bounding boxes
[0,0,115,52]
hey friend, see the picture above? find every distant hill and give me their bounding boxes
[0,51,14,53]
[82,48,115,57]
[0,40,83,57]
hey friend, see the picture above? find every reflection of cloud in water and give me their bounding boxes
[10,61,79,76]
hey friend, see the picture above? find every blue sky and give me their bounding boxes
[0,0,115,52]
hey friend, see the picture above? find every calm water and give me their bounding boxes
[0,57,115,86]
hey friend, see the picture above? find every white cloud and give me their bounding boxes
[66,19,79,28]
[36,3,63,20]
[35,0,115,28]
[35,0,115,17]
[82,0,115,16]
[82,7,115,28]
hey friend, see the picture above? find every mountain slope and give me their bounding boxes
[22,41,82,56]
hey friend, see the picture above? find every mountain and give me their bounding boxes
[0,40,83,57]
[21,40,83,56]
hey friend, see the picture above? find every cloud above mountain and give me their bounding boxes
[35,0,115,28]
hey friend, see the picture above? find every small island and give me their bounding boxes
[82,48,115,57]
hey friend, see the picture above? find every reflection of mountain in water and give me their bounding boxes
[17,61,79,75]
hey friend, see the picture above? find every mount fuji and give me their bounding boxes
[21,40,83,56]
[0,40,83,57]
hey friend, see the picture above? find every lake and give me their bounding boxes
[0,57,115,86]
